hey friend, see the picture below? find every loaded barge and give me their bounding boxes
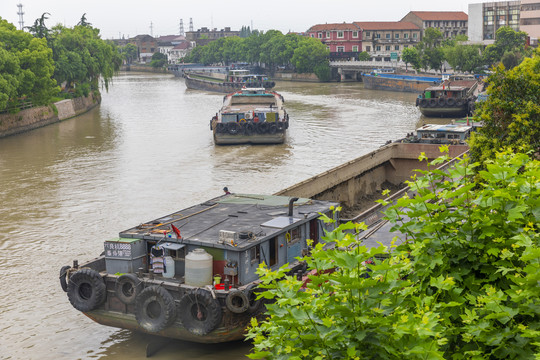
[185,69,275,93]
[61,194,338,343]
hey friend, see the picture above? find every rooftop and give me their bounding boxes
[404,11,468,21]
[353,21,419,30]
[308,23,360,31]
[119,193,338,251]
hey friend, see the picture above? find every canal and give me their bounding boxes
[0,72,421,359]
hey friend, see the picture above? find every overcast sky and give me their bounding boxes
[2,0,479,40]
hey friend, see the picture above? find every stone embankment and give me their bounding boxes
[0,93,100,139]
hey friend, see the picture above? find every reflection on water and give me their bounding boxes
[0,72,421,359]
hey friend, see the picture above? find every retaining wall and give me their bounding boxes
[0,93,100,139]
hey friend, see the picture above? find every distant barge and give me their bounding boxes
[362,72,441,93]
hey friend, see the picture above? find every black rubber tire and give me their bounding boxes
[429,99,437,107]
[276,122,286,132]
[438,98,446,106]
[245,284,263,314]
[268,123,277,134]
[59,265,71,292]
[244,122,255,135]
[179,289,222,336]
[115,273,143,305]
[227,122,240,135]
[67,268,106,312]
[216,123,226,133]
[446,98,456,107]
[225,289,249,314]
[258,122,269,134]
[420,99,428,107]
[135,286,177,333]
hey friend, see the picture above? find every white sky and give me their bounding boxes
[2,0,479,40]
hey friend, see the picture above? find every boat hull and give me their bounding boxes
[214,132,285,145]
[418,105,469,118]
[362,74,440,93]
[185,75,275,94]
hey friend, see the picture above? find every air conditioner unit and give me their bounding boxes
[219,230,237,243]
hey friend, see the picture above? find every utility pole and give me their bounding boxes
[150,21,153,37]
[189,18,193,32]
[17,3,24,31]
[179,19,184,36]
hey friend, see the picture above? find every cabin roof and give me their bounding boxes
[118,194,338,251]
[417,124,472,133]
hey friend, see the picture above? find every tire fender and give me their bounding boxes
[135,286,177,333]
[59,265,71,292]
[179,289,222,336]
[115,273,143,305]
[225,289,249,314]
[67,268,106,312]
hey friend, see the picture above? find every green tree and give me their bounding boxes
[248,149,540,359]
[401,47,420,72]
[422,27,443,48]
[26,12,50,39]
[483,27,530,68]
[357,51,370,61]
[119,43,138,64]
[469,49,540,164]
[291,37,329,76]
[50,22,122,93]
[0,17,57,107]
[423,46,445,72]
[444,44,483,73]
[150,52,167,68]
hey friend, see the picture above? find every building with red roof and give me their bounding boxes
[307,23,362,59]
[401,11,468,39]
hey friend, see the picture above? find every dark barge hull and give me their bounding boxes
[418,105,470,118]
[362,74,440,93]
[185,75,275,93]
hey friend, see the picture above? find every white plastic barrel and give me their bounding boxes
[163,256,175,278]
[185,248,213,286]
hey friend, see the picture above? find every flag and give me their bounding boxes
[171,224,181,238]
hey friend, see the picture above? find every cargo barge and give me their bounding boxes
[362,72,441,93]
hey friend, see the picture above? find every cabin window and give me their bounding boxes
[222,114,238,123]
[269,237,277,267]
[250,245,260,264]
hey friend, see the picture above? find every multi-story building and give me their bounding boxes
[468,2,521,42]
[401,11,468,39]
[129,34,157,63]
[353,21,421,61]
[520,0,540,42]
[157,35,186,63]
[306,23,362,59]
[185,27,240,47]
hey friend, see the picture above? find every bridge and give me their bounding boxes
[329,60,407,81]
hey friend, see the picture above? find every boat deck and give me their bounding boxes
[119,194,337,251]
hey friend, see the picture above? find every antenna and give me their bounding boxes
[150,21,153,37]
[17,3,24,31]
[189,18,193,32]
[179,19,184,36]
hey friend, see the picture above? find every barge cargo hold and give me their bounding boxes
[362,73,441,93]
[60,194,338,343]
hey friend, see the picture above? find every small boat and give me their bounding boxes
[60,193,338,343]
[210,87,289,145]
[185,69,275,93]
[416,75,481,118]
[401,122,475,145]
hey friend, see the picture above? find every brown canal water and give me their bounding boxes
[0,72,421,360]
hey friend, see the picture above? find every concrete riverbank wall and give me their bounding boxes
[276,142,469,208]
[0,93,101,139]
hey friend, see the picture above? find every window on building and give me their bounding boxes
[376,33,381,38]
[385,45,391,51]
[366,46,371,52]
[352,45,358,52]
[311,34,314,38]
[385,33,391,39]
[337,31,344,38]
[353,31,358,38]
[395,33,400,39]
[413,33,418,38]
[404,33,409,38]
[337,46,345,52]
[376,45,381,51]
[394,45,399,50]
[318,32,322,38]
[366,31,371,37]
[326,31,330,38]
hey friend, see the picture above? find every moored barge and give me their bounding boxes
[60,193,338,343]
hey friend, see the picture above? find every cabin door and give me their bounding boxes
[310,219,319,245]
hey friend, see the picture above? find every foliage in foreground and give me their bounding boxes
[470,48,540,165]
[247,149,540,359]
